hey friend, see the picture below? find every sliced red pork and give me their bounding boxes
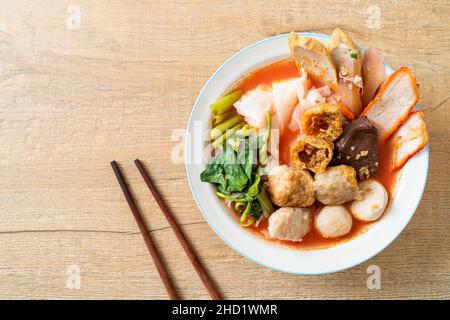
[392,111,428,170]
[361,67,420,141]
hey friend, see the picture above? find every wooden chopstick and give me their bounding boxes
[110,160,178,300]
[134,159,222,300]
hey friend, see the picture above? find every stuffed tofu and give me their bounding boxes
[328,28,364,115]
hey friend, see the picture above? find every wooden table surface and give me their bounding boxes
[0,0,449,300]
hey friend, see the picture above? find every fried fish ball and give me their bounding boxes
[350,179,388,222]
[301,104,343,141]
[290,135,333,174]
[313,165,359,205]
[315,205,353,238]
[267,165,315,207]
[268,207,312,242]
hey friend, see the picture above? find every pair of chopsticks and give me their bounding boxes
[111,159,221,300]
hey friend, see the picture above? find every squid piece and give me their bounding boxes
[233,85,273,128]
[288,31,338,92]
[328,28,363,115]
[305,86,332,104]
[392,111,428,170]
[361,48,386,107]
[288,103,304,131]
[361,67,420,141]
[288,85,334,131]
[272,78,301,134]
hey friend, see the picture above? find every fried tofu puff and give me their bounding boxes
[267,165,315,207]
[301,104,343,141]
[291,135,333,174]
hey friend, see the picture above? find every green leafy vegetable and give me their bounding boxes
[223,148,248,193]
[235,124,256,138]
[212,122,244,149]
[201,108,276,227]
[351,52,358,59]
[240,143,254,180]
[246,174,261,200]
[240,201,252,222]
[234,201,246,212]
[249,201,263,219]
[201,147,249,195]
[259,111,271,165]
[257,187,275,217]
[212,109,235,127]
[227,136,240,152]
[216,192,246,202]
[209,90,243,115]
[210,115,242,140]
[240,200,262,227]
[200,151,227,191]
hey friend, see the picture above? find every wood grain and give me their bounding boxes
[0,0,449,299]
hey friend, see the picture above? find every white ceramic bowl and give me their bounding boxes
[185,33,429,275]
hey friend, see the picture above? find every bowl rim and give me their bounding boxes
[185,32,429,275]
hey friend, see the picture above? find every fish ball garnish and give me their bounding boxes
[313,165,359,205]
[268,207,312,242]
[315,205,353,238]
[350,179,388,222]
[267,165,315,207]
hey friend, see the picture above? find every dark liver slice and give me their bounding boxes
[333,116,379,180]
